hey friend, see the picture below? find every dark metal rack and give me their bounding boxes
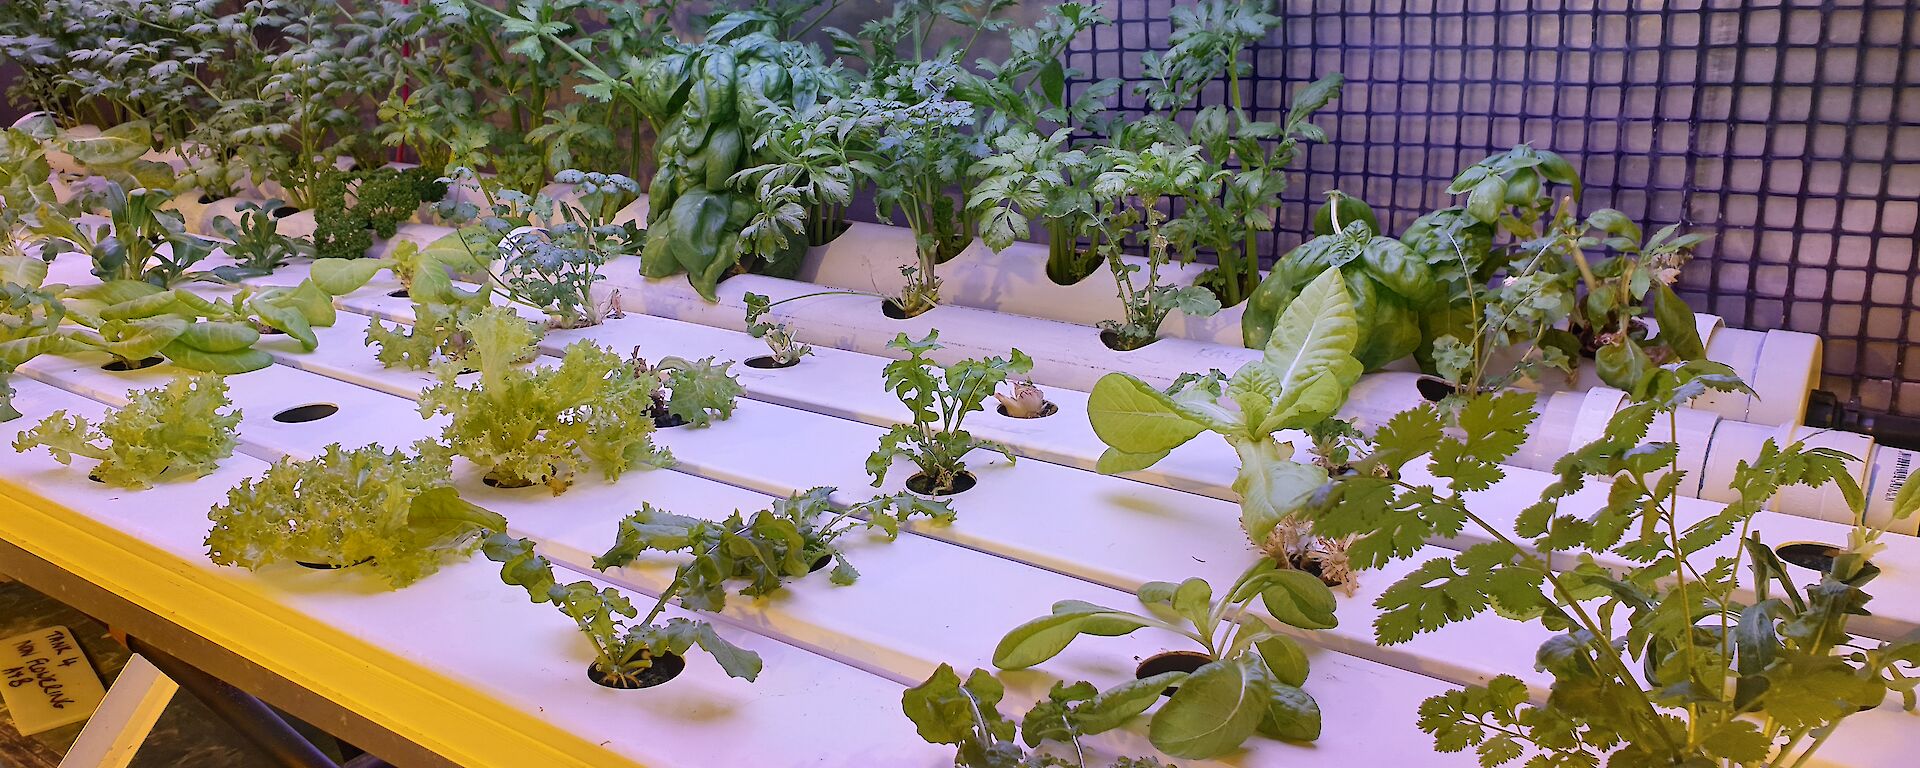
[1068,0,1920,419]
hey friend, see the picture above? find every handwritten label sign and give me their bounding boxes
[0,626,106,735]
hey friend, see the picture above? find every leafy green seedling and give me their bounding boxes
[902,663,1175,768]
[13,373,240,488]
[995,559,1333,759]
[594,488,955,610]
[484,533,762,689]
[743,290,883,366]
[206,442,506,588]
[207,200,312,280]
[869,331,1031,495]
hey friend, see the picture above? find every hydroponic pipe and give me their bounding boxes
[1343,373,1920,534]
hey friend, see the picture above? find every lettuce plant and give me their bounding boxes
[869,331,1031,495]
[902,663,1174,768]
[420,307,672,493]
[206,442,506,588]
[56,277,340,373]
[1301,365,1920,768]
[483,533,762,689]
[310,239,495,369]
[1086,269,1362,561]
[12,373,239,488]
[0,120,56,260]
[594,487,955,607]
[995,559,1335,759]
[634,355,743,428]
[1,260,88,421]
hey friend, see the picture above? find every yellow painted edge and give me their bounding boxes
[0,477,639,768]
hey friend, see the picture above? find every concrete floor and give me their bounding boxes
[0,574,308,767]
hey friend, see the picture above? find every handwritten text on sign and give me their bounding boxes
[0,625,106,735]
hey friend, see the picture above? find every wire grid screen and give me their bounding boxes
[1066,0,1920,418]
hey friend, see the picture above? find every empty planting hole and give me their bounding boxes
[102,356,165,372]
[587,653,684,690]
[388,288,409,298]
[272,403,339,423]
[271,205,299,219]
[1776,542,1842,573]
[1136,651,1211,697]
[810,554,832,573]
[1416,377,1457,402]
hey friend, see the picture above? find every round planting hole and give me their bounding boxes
[482,471,536,489]
[996,401,1059,419]
[258,326,286,335]
[1415,376,1457,402]
[102,355,165,372]
[881,298,931,320]
[745,355,800,370]
[652,410,687,429]
[586,653,685,690]
[197,193,218,205]
[294,556,373,570]
[1776,542,1842,573]
[906,471,976,497]
[272,403,339,423]
[1099,329,1158,352]
[387,288,410,298]
[1136,651,1212,697]
[271,205,299,219]
[86,471,105,484]
[810,554,833,573]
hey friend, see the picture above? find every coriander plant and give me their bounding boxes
[1302,365,1920,768]
[868,331,1031,495]
[13,373,239,489]
[206,441,507,588]
[995,559,1335,759]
